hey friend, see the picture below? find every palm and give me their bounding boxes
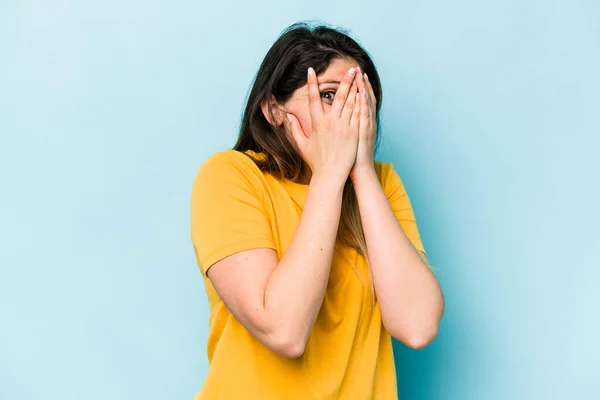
[350,69,377,177]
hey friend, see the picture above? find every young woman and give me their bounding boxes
[190,22,444,399]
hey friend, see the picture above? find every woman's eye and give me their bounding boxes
[320,91,336,103]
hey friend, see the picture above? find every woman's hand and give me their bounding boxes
[349,67,377,181]
[287,67,361,183]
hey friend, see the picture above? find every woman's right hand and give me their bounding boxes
[286,67,361,183]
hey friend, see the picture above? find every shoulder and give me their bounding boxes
[374,159,396,185]
[374,159,409,199]
[374,159,389,177]
[192,149,266,194]
[197,149,257,173]
[195,149,262,179]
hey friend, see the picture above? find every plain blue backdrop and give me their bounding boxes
[1,1,599,399]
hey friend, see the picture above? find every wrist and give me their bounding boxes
[311,169,348,190]
[350,164,377,184]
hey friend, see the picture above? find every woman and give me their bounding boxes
[190,22,444,399]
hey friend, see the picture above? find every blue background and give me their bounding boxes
[1,1,599,399]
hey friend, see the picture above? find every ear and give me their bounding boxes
[260,95,285,127]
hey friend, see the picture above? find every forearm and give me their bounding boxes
[352,169,444,348]
[263,173,345,348]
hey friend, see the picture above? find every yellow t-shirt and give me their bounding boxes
[190,149,426,400]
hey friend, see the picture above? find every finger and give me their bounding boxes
[341,78,359,122]
[354,70,369,118]
[307,67,324,125]
[360,74,369,120]
[361,73,372,118]
[364,73,377,111]
[350,91,361,130]
[331,67,358,117]
[355,67,366,95]
[286,113,307,152]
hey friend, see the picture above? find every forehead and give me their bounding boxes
[288,57,360,101]
[318,58,360,82]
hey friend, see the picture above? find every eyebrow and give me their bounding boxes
[319,80,341,84]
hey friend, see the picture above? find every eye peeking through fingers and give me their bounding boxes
[320,90,336,104]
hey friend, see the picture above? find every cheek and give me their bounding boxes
[298,102,332,132]
[286,96,331,136]
[299,113,313,134]
[288,105,312,134]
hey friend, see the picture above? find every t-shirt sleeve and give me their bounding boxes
[383,162,426,255]
[190,151,277,276]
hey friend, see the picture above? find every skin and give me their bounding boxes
[276,58,444,347]
[207,60,361,358]
[263,57,365,183]
[207,58,445,359]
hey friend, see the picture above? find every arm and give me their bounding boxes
[351,167,444,349]
[206,173,345,358]
[198,64,361,359]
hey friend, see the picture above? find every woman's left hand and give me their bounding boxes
[349,67,377,181]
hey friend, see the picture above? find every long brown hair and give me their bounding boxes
[233,21,383,290]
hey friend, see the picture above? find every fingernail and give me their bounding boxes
[308,67,314,75]
[364,73,369,81]
[287,113,292,122]
[348,67,356,76]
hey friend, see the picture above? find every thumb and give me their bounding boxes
[287,112,307,153]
